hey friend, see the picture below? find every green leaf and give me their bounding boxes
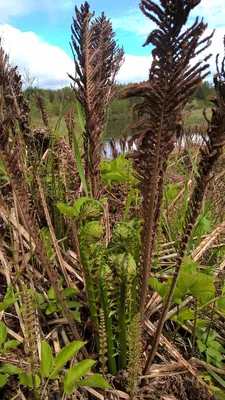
[62,288,78,297]
[20,373,40,388]
[47,286,56,300]
[0,322,7,345]
[206,368,225,389]
[0,298,18,311]
[196,319,209,328]
[79,199,104,222]
[202,331,217,343]
[149,278,166,298]
[0,364,21,375]
[102,171,126,183]
[75,374,111,389]
[35,292,46,305]
[46,303,57,315]
[0,374,8,388]
[189,273,215,303]
[40,341,54,377]
[71,311,81,322]
[206,347,223,362]
[73,197,89,213]
[2,340,20,354]
[63,360,96,395]
[216,296,225,313]
[57,203,77,217]
[173,307,195,324]
[50,341,86,379]
[66,301,82,309]
[72,113,88,196]
[197,340,206,353]
[187,149,200,177]
[209,341,225,353]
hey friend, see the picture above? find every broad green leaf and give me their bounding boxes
[62,288,78,297]
[75,373,111,389]
[189,273,215,303]
[0,322,7,345]
[46,303,57,315]
[0,364,21,375]
[173,307,195,324]
[63,360,96,395]
[40,341,54,377]
[71,310,81,322]
[202,331,217,343]
[102,171,126,183]
[67,301,82,309]
[149,278,166,298]
[197,340,206,353]
[20,373,40,388]
[35,292,46,305]
[0,374,8,388]
[216,296,225,313]
[47,286,56,300]
[0,298,18,311]
[57,203,77,217]
[206,347,223,362]
[50,341,86,379]
[2,340,20,354]
[209,341,225,353]
[196,319,209,328]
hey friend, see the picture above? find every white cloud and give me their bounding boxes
[0,24,75,89]
[0,21,224,90]
[117,54,151,84]
[0,24,152,88]
[112,0,225,37]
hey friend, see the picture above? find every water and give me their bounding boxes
[106,117,135,139]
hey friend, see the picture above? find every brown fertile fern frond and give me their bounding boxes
[0,46,89,359]
[145,37,225,372]
[123,0,213,316]
[65,109,75,149]
[69,2,124,197]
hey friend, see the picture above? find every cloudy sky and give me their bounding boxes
[0,0,224,89]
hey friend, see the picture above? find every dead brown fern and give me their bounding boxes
[69,2,124,197]
[0,45,89,359]
[122,0,213,317]
[145,36,225,372]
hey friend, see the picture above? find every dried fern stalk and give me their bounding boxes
[123,0,213,316]
[145,36,225,372]
[0,45,89,359]
[69,2,124,197]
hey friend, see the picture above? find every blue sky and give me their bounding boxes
[0,0,224,88]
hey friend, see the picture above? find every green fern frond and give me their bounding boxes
[79,199,104,222]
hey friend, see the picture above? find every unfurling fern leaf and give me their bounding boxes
[79,199,104,222]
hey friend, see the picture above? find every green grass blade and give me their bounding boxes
[72,128,88,196]
[75,98,85,133]
[206,367,225,389]
[123,187,135,222]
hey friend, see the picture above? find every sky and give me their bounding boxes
[0,0,224,89]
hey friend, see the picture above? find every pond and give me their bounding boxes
[106,117,136,139]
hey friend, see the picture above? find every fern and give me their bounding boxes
[126,313,142,399]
